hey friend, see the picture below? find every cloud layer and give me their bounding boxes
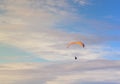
[0,60,120,84]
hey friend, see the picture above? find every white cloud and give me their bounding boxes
[74,0,90,6]
[1,26,115,61]
[0,60,120,84]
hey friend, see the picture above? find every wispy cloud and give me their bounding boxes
[0,60,120,84]
[73,0,90,6]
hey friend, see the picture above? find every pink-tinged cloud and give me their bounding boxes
[0,60,120,84]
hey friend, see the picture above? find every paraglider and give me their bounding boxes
[67,41,85,60]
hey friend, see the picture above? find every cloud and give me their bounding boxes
[1,26,117,61]
[73,0,90,6]
[0,60,120,84]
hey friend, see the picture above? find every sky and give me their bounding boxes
[0,0,120,84]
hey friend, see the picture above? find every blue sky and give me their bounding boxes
[0,0,120,84]
[0,43,48,63]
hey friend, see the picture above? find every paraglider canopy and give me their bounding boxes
[67,41,85,48]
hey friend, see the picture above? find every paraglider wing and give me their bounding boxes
[67,41,85,48]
